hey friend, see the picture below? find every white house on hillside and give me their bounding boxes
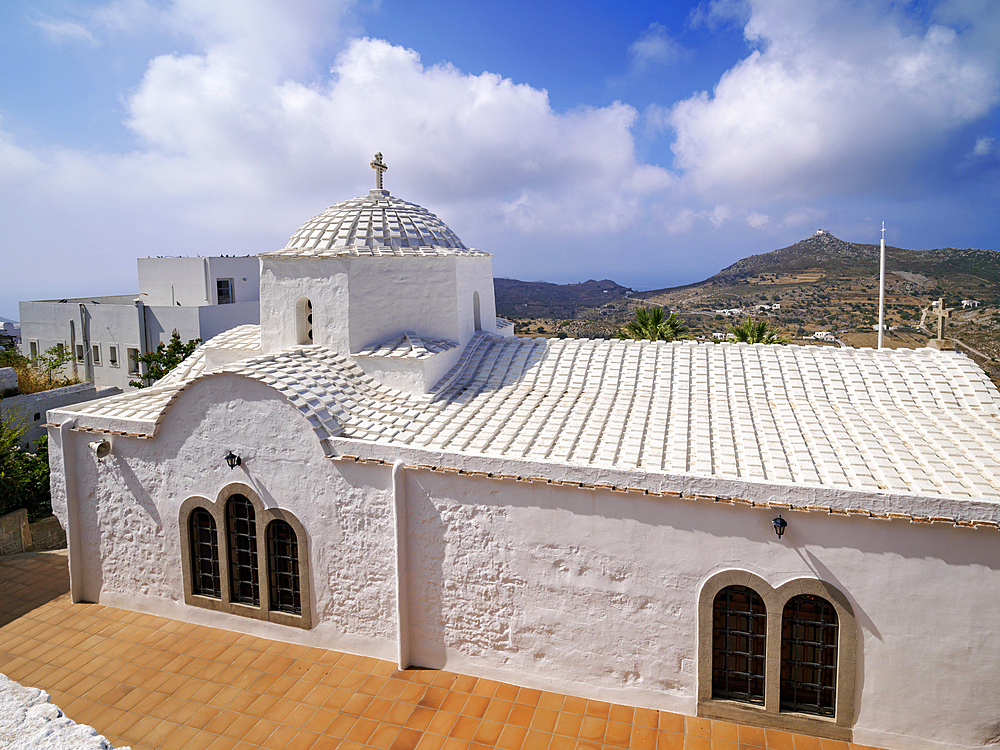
[19,256,259,390]
[47,163,1000,750]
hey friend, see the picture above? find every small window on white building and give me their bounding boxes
[217,278,235,305]
[29,341,38,358]
[473,291,482,332]
[75,344,85,363]
[296,298,313,345]
[92,345,101,366]
[127,348,140,374]
[109,345,118,367]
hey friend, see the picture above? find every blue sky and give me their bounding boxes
[1,0,999,320]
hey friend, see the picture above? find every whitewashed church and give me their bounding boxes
[48,157,1000,750]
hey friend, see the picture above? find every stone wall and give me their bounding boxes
[0,510,67,557]
[0,509,30,556]
[28,516,67,552]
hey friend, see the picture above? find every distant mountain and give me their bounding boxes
[710,230,1000,285]
[0,316,17,324]
[493,278,631,319]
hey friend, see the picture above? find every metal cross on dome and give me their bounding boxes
[370,152,388,190]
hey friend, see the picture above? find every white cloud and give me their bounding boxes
[973,136,995,156]
[0,2,676,316]
[668,0,1000,204]
[122,30,672,234]
[629,23,686,73]
[31,0,158,45]
[33,18,101,45]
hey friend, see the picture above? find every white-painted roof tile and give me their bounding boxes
[59,332,1000,502]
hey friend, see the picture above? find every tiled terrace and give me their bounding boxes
[0,551,885,750]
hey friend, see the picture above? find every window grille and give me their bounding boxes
[712,585,766,704]
[267,521,301,614]
[189,508,221,599]
[226,495,259,605]
[781,594,838,716]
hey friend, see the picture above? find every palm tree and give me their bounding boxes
[727,316,790,344]
[619,307,690,341]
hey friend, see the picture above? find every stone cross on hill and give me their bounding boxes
[370,152,388,190]
[928,298,955,350]
[933,298,952,341]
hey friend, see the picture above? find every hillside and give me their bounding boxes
[494,278,631,319]
[493,231,1000,385]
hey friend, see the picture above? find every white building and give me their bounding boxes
[47,178,1000,750]
[0,321,20,349]
[19,256,259,390]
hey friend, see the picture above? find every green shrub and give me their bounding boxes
[0,411,52,521]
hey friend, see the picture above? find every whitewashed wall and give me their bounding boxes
[138,257,259,307]
[259,256,497,357]
[50,375,1000,750]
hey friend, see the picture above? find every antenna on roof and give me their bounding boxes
[877,221,886,350]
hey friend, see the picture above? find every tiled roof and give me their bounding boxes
[56,334,1000,503]
[201,324,261,351]
[355,332,458,359]
[262,190,491,259]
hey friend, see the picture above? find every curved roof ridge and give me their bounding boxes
[262,190,490,259]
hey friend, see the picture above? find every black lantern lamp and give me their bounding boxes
[225,451,242,470]
[773,514,788,539]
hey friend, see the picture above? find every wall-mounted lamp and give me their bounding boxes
[773,515,788,539]
[225,451,242,470]
[89,439,111,459]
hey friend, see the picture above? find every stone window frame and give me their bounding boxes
[698,570,857,742]
[179,482,312,629]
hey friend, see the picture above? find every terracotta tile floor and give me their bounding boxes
[0,551,885,750]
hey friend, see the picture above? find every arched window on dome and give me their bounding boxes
[296,297,313,345]
[473,291,482,332]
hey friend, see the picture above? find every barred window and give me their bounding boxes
[226,495,259,606]
[189,508,220,599]
[713,585,766,704]
[781,594,838,716]
[267,521,301,615]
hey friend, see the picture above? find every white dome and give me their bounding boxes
[263,189,490,259]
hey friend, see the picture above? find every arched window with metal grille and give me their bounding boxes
[226,494,260,606]
[267,520,301,615]
[781,594,839,716]
[712,585,766,704]
[189,507,220,599]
